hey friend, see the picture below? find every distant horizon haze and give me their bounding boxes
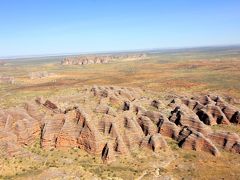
[1,44,240,60]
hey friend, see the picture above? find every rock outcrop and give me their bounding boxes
[208,131,240,152]
[182,95,240,125]
[177,127,220,156]
[61,53,147,65]
[141,134,168,152]
[0,86,240,163]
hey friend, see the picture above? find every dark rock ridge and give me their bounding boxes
[61,54,147,65]
[0,86,240,163]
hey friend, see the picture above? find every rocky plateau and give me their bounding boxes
[0,85,239,164]
[61,53,147,65]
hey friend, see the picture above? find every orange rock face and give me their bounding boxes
[0,86,240,163]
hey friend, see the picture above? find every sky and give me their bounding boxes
[0,0,240,57]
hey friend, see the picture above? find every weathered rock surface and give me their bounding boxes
[208,131,240,152]
[101,143,116,163]
[169,99,212,135]
[0,85,240,162]
[141,134,168,152]
[183,95,240,125]
[177,127,220,156]
[61,53,147,65]
[0,130,27,157]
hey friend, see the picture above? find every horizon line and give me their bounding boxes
[1,43,240,60]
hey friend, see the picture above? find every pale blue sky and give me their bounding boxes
[0,0,240,57]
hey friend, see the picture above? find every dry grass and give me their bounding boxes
[1,56,240,108]
[0,50,240,179]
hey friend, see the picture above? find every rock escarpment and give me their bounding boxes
[61,53,147,65]
[0,86,240,163]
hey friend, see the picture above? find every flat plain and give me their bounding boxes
[0,46,240,179]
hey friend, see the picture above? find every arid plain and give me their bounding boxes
[0,47,240,179]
